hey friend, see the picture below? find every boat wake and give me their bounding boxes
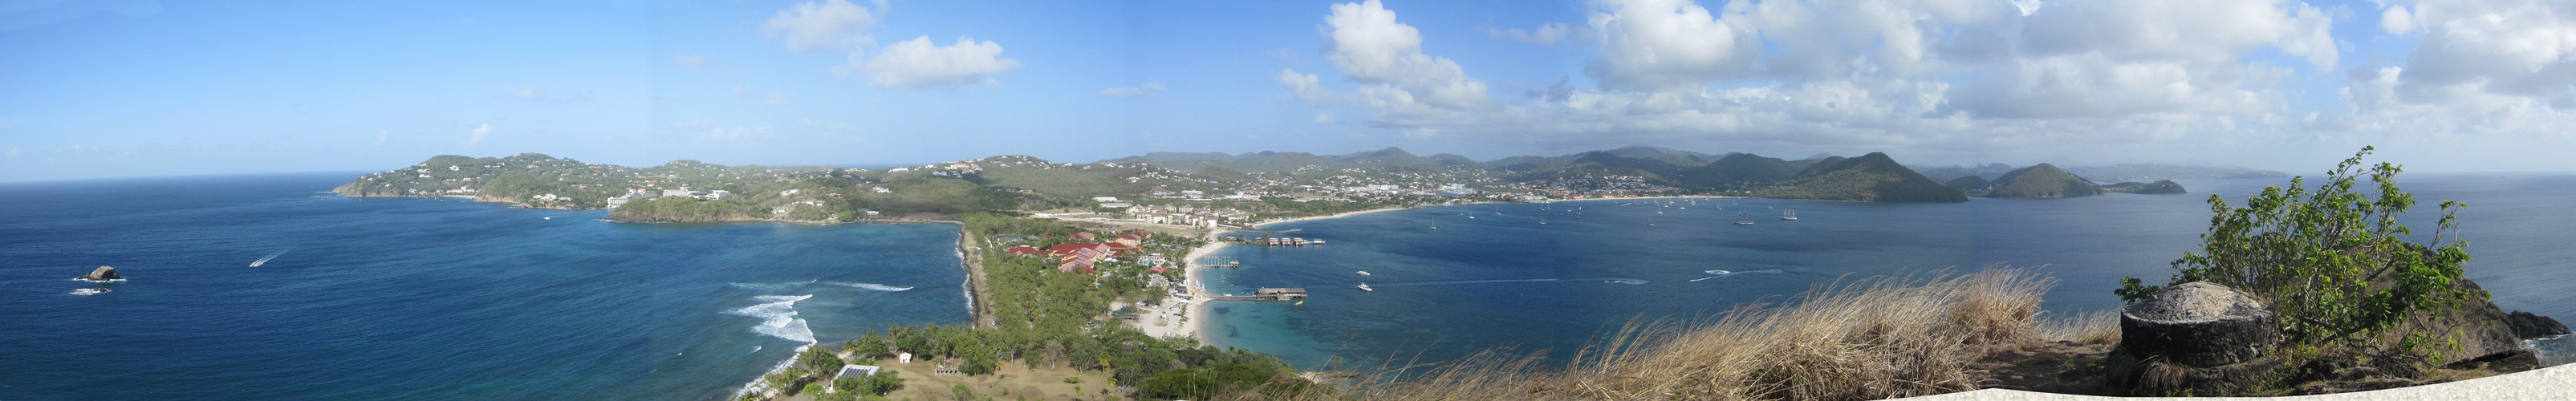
[250,250,287,267]
[71,288,110,295]
[729,294,818,344]
[825,282,913,291]
[1703,269,1783,275]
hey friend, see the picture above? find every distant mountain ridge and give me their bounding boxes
[1913,163,2285,183]
[1104,145,1968,202]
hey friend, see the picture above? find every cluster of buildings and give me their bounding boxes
[1125,205,1256,228]
[1001,230,1164,273]
[603,188,733,208]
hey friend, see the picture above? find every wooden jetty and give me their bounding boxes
[1208,287,1307,301]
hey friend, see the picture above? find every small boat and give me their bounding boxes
[71,288,110,295]
[1357,283,1373,291]
[1735,213,1755,225]
[1356,271,1371,276]
[1782,209,1797,221]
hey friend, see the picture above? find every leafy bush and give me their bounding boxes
[2120,146,2472,359]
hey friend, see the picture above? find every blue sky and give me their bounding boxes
[5,0,2575,182]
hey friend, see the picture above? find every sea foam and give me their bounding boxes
[825,282,912,291]
[729,294,817,344]
[726,280,818,292]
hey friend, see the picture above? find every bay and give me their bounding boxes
[0,173,969,400]
[1199,175,2576,370]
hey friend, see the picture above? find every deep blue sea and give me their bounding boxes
[0,173,969,400]
[1198,175,2576,370]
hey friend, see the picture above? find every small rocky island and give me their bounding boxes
[76,265,120,282]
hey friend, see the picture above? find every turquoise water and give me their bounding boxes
[1198,175,2576,370]
[1,173,969,399]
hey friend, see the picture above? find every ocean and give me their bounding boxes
[0,173,970,399]
[1197,174,2576,370]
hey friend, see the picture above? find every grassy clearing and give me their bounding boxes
[879,360,1115,401]
[1245,269,2083,401]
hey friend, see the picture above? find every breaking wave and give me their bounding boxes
[824,282,913,292]
[726,280,819,292]
[729,294,817,343]
[1704,269,1783,275]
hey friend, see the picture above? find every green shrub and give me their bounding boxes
[2121,146,2472,359]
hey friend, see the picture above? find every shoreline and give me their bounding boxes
[1159,205,1416,344]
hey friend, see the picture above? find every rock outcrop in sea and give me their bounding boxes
[2505,310,2571,338]
[76,265,121,282]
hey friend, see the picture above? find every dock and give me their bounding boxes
[1224,237,1326,246]
[1207,287,1306,301]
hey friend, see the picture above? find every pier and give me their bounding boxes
[1225,237,1325,246]
[1207,287,1306,301]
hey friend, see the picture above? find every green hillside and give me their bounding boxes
[2100,180,2188,194]
[1981,164,2102,198]
[1752,152,1968,202]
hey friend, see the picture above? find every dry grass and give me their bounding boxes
[2038,309,2123,346]
[1245,269,2071,401]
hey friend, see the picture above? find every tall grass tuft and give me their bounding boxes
[1246,268,2068,401]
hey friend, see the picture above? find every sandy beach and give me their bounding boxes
[1131,206,1416,342]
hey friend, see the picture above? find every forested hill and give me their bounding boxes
[1981,164,2103,198]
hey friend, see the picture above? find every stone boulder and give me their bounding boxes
[2504,310,2570,339]
[77,265,120,282]
[2118,282,2278,367]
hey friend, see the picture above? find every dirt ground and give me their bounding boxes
[880,360,1119,401]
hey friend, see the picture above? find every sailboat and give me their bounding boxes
[1735,213,1755,225]
[1782,209,1797,221]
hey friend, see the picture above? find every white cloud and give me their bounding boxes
[374,131,389,146]
[840,35,1022,89]
[464,124,493,147]
[1277,69,1335,103]
[2380,6,2416,34]
[1583,0,1764,90]
[1100,81,1167,97]
[1315,112,1335,124]
[2330,0,2576,140]
[1484,22,1570,46]
[762,0,885,51]
[1322,0,1489,109]
[3,148,18,159]
[1264,0,2371,164]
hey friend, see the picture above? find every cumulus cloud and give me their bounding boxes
[1277,69,1335,103]
[1265,0,2395,164]
[1583,0,1765,90]
[1484,22,1571,46]
[2331,0,2576,140]
[762,0,885,51]
[840,35,1022,89]
[1322,0,1489,109]
[464,124,493,147]
[1101,81,1166,97]
[2380,6,2416,34]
